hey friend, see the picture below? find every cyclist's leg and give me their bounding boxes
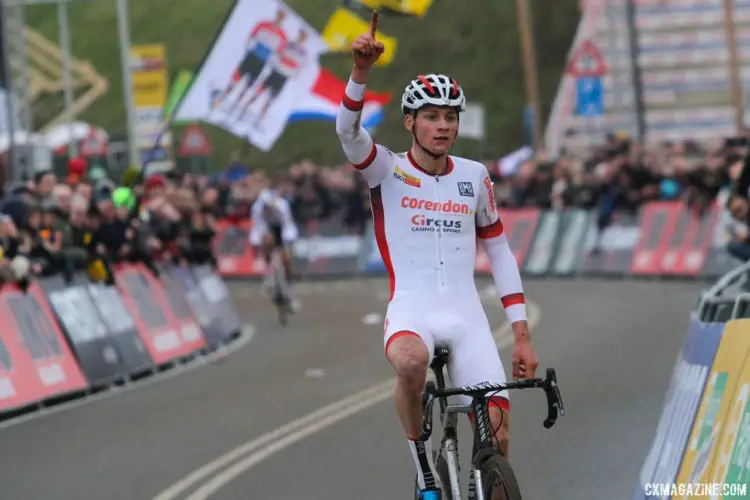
[383,306,441,493]
[279,222,298,284]
[447,309,511,458]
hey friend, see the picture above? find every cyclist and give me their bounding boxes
[249,183,300,311]
[335,13,539,499]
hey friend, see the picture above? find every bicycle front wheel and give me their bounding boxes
[480,452,523,500]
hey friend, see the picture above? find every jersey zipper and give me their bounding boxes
[434,175,446,289]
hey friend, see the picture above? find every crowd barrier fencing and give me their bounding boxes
[0,262,243,420]
[211,199,750,498]
[212,200,740,281]
[634,258,750,499]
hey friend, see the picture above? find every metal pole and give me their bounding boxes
[0,1,17,182]
[516,0,543,150]
[116,0,138,169]
[16,1,31,133]
[58,0,77,157]
[723,0,743,132]
[606,0,624,132]
[624,0,646,143]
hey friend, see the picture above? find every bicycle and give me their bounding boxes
[265,247,293,326]
[415,346,565,500]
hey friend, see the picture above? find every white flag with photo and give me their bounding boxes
[174,0,329,151]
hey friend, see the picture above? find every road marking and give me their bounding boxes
[0,325,257,432]
[153,301,540,500]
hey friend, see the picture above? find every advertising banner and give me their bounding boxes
[40,276,133,386]
[523,211,562,276]
[167,265,224,346]
[631,202,681,276]
[673,319,750,493]
[636,315,724,499]
[192,264,242,342]
[292,219,363,276]
[476,209,540,273]
[130,44,171,158]
[550,209,592,276]
[215,220,262,278]
[577,212,640,275]
[702,204,744,279]
[660,205,720,277]
[84,279,153,374]
[0,282,87,411]
[704,325,750,494]
[115,264,205,365]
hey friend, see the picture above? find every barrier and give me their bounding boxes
[0,263,242,419]
[634,261,750,498]
[212,200,737,281]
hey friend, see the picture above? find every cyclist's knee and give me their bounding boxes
[386,333,429,390]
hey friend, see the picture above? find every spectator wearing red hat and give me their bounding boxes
[66,157,88,186]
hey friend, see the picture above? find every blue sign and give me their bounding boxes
[575,77,603,117]
[634,314,725,499]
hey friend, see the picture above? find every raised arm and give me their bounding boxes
[335,10,391,188]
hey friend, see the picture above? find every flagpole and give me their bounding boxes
[516,0,543,151]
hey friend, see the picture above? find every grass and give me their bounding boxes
[25,0,580,170]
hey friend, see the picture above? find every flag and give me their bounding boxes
[165,70,194,121]
[288,68,392,130]
[174,0,330,152]
[322,8,397,66]
[346,0,433,17]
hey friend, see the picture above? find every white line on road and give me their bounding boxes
[153,301,541,500]
[0,324,257,432]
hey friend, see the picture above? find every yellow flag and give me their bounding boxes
[322,8,397,66]
[357,0,433,17]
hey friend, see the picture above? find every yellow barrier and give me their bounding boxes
[673,319,750,499]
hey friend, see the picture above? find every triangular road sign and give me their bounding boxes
[566,39,607,78]
[80,129,108,157]
[178,123,212,157]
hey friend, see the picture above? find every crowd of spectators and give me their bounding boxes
[0,159,221,290]
[221,131,750,261]
[2,128,750,289]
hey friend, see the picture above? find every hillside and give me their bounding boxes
[25,0,580,168]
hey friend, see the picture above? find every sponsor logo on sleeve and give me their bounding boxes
[483,177,497,215]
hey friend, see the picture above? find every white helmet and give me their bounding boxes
[401,74,466,114]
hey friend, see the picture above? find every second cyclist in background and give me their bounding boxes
[249,178,301,312]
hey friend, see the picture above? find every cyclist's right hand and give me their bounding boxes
[352,10,384,69]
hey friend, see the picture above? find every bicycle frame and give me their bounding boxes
[431,361,496,500]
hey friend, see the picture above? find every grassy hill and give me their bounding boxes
[25,0,580,169]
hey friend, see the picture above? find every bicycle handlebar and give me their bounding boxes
[419,367,565,441]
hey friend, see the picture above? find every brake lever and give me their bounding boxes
[542,368,564,429]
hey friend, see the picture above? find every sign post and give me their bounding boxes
[567,40,608,148]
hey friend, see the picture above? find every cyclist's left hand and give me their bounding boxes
[512,338,539,380]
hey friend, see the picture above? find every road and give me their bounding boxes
[0,277,707,499]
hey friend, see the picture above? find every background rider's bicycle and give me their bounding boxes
[265,247,293,325]
[416,346,565,500]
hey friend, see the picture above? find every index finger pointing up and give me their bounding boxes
[369,9,379,37]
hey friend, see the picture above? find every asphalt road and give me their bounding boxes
[0,277,708,500]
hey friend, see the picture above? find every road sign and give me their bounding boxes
[576,77,604,117]
[567,39,607,78]
[80,129,108,157]
[178,124,211,157]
